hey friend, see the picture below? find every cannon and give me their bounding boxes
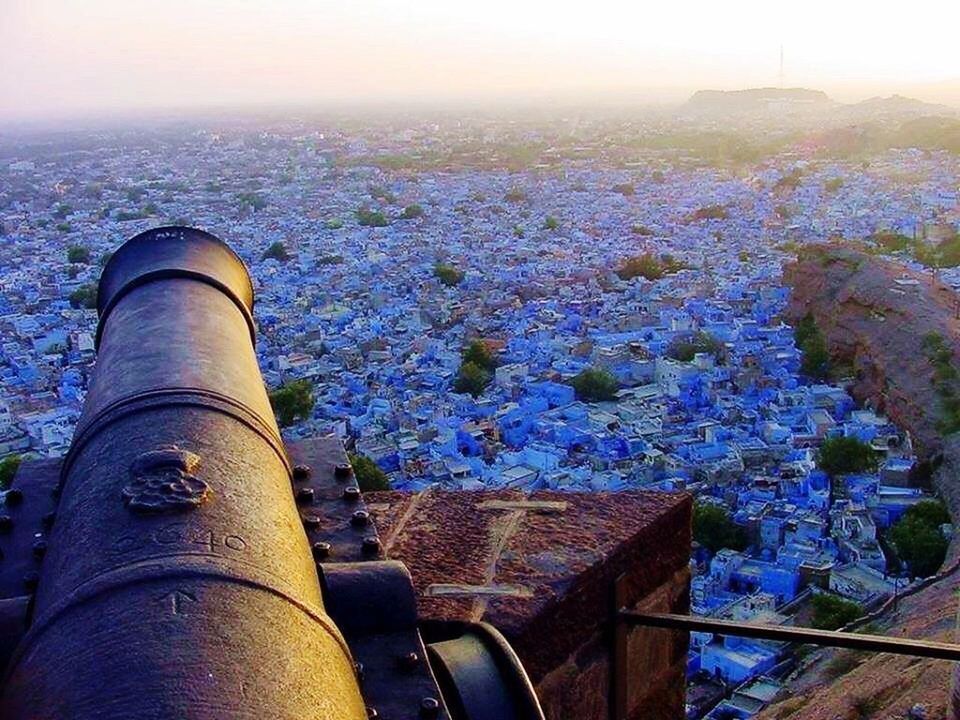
[0,227,544,720]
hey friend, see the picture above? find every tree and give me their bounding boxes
[616,253,686,281]
[795,314,831,380]
[238,192,267,212]
[356,206,389,227]
[434,263,464,287]
[692,502,747,554]
[262,241,290,262]
[348,453,390,492]
[0,454,22,489]
[67,245,90,264]
[569,367,618,402]
[400,204,424,219]
[667,331,722,362]
[817,436,878,476]
[463,340,496,371]
[889,500,951,578]
[268,379,314,427]
[454,361,491,397]
[811,594,863,630]
[69,284,98,309]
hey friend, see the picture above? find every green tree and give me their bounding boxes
[434,263,465,287]
[356,206,389,227]
[400,204,424,219]
[262,241,290,262]
[0,455,22,489]
[811,594,863,630]
[817,436,878,476]
[238,192,267,212]
[463,340,496,371]
[67,245,91,264]
[890,499,951,578]
[693,503,747,554]
[268,379,315,427]
[569,367,618,402]
[667,331,722,362]
[794,314,831,380]
[348,453,390,492]
[616,253,686,281]
[454,361,492,397]
[69,284,98,309]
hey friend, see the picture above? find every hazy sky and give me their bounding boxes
[2,0,959,121]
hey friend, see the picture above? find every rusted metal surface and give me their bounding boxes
[0,228,366,719]
[321,561,451,720]
[0,457,60,603]
[287,436,380,563]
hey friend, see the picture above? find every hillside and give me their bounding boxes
[757,244,960,717]
[683,87,833,116]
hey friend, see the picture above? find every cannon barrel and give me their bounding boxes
[0,227,367,719]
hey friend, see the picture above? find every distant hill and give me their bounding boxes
[683,87,833,115]
[841,94,958,121]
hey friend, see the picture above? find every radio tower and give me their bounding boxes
[779,45,785,88]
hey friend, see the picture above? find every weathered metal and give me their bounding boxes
[0,227,367,719]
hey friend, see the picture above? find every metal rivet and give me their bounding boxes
[5,489,23,506]
[343,486,361,501]
[23,571,39,591]
[399,651,420,671]
[292,464,312,482]
[354,662,364,681]
[420,697,440,718]
[366,707,379,719]
[351,510,369,527]
[32,541,47,559]
[302,514,322,530]
[0,515,12,533]
[362,536,382,556]
[296,487,315,505]
[334,463,353,480]
[312,541,331,560]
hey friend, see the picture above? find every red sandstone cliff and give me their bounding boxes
[757,244,960,719]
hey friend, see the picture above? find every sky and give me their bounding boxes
[2,0,960,122]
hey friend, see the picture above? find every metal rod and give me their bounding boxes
[620,611,960,662]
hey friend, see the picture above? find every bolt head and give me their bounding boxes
[312,541,331,560]
[0,515,12,533]
[32,541,47,559]
[351,510,370,527]
[361,536,382,556]
[295,487,315,505]
[302,514,322,530]
[399,651,420,671]
[334,463,353,480]
[5,489,23,506]
[420,697,440,718]
[366,707,379,719]
[292,464,312,482]
[23,571,39,591]
[42,512,56,529]
[343,486,361,501]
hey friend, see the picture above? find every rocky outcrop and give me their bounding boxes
[784,243,960,513]
[758,244,960,719]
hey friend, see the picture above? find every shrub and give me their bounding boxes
[348,453,390,492]
[693,502,748,553]
[434,263,464,287]
[268,379,314,427]
[811,594,863,630]
[569,367,618,402]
